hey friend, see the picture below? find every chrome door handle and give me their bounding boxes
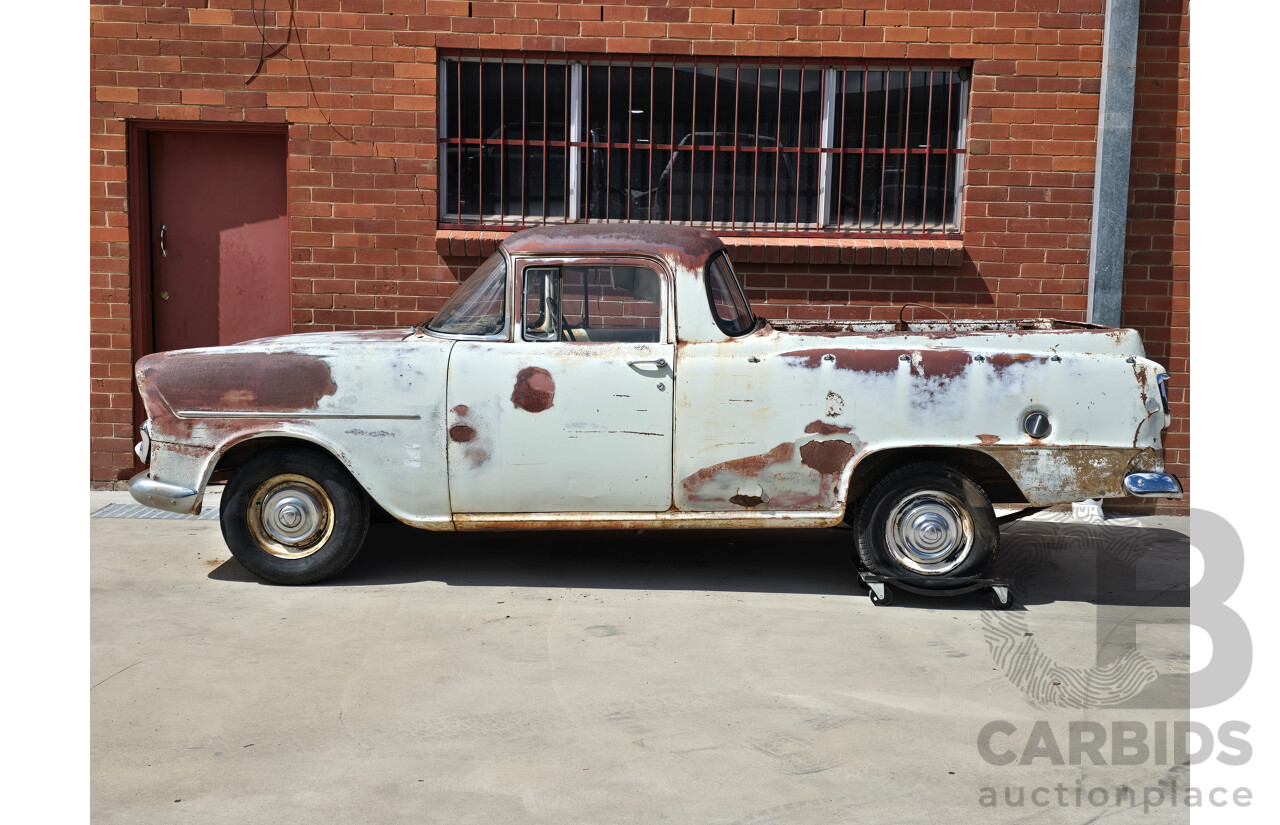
[627,357,667,369]
[160,223,167,257]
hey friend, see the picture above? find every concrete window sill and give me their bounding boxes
[435,228,963,267]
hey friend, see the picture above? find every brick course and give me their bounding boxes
[90,0,1190,512]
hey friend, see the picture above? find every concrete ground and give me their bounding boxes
[92,490,1190,824]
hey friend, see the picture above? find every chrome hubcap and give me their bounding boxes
[248,475,334,559]
[262,490,323,545]
[884,490,973,575]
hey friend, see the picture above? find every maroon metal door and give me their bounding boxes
[148,130,289,351]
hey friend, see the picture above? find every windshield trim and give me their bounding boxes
[423,248,512,341]
[705,251,757,338]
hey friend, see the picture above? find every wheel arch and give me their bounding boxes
[207,430,356,488]
[843,446,1027,517]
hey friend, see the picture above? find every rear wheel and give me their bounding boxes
[853,461,998,588]
[221,447,370,585]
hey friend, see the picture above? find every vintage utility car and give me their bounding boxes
[131,225,1181,585]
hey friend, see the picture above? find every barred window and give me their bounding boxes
[440,55,968,237]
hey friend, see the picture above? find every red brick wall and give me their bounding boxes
[90,0,1189,512]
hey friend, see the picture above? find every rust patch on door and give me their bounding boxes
[976,434,1001,445]
[511,367,555,413]
[682,442,796,491]
[804,420,852,435]
[798,439,857,475]
[729,493,765,508]
[449,407,489,467]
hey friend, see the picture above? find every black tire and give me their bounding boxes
[220,446,370,585]
[868,587,893,607]
[853,461,998,589]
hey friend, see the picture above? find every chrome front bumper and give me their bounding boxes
[128,472,202,515]
[1122,472,1184,499]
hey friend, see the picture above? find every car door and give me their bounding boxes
[446,257,675,513]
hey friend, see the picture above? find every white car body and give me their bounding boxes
[131,225,1180,534]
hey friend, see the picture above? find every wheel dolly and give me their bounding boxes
[846,507,1039,608]
[854,568,1013,609]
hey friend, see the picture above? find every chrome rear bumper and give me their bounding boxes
[128,472,201,515]
[1122,472,1183,499]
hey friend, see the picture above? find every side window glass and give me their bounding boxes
[522,267,559,342]
[523,264,663,343]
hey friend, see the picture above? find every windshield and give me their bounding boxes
[705,252,756,336]
[427,251,507,336]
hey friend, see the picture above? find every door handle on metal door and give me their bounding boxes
[160,223,167,257]
[626,357,667,369]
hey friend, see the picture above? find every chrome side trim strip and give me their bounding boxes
[174,411,422,420]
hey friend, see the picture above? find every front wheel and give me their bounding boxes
[221,447,370,585]
[853,461,998,588]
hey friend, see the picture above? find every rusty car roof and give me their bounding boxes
[500,224,726,270]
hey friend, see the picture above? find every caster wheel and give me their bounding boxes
[869,588,894,607]
[990,591,1012,610]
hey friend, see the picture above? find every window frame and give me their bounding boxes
[515,256,671,345]
[424,248,513,342]
[704,251,758,338]
[440,54,969,239]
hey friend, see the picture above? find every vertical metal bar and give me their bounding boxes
[499,59,506,223]
[458,59,464,221]
[753,60,762,230]
[952,70,969,233]
[585,62,592,223]
[835,69,848,227]
[788,61,798,228]
[648,56,655,222]
[606,62,612,221]
[878,68,890,233]
[569,62,581,222]
[562,60,569,223]
[520,54,527,224]
[688,63,697,226]
[940,68,953,232]
[478,54,484,224]
[626,54,633,222]
[541,61,548,225]
[922,67,933,231]
[818,67,834,228]
[899,68,912,231]
[668,62,675,224]
[710,56,720,227]
[439,58,449,222]
[730,60,739,228]
[772,65,781,231]
[858,68,868,229]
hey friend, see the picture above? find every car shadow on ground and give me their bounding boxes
[208,519,1189,610]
